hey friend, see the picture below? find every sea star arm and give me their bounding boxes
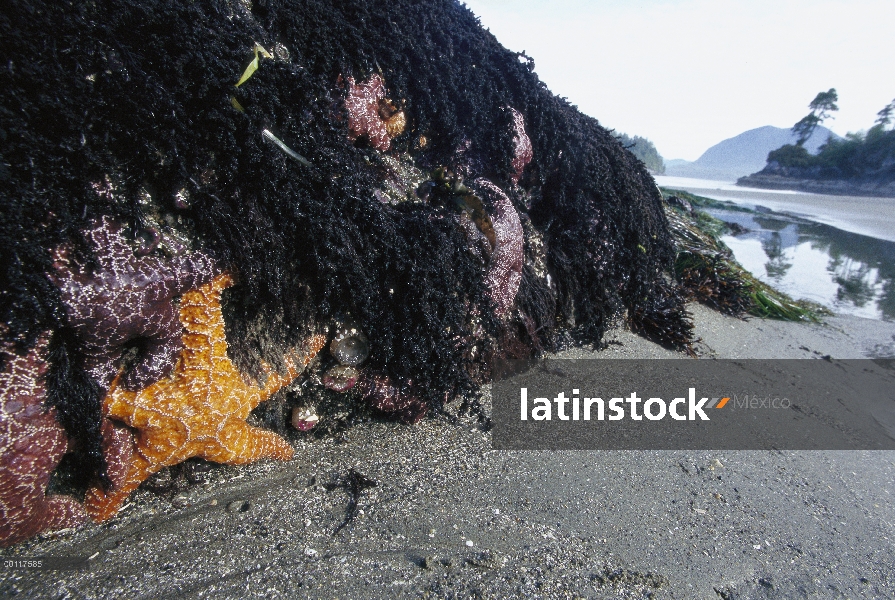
[204,422,294,465]
[83,452,153,524]
[253,335,327,403]
[41,496,87,531]
[0,337,87,546]
[146,251,223,301]
[100,418,134,490]
[103,384,138,423]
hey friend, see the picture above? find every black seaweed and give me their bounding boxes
[45,328,108,488]
[324,468,378,534]
[1,0,693,479]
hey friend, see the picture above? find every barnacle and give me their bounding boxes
[291,406,319,431]
[84,274,325,522]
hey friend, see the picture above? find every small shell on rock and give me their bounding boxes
[385,110,406,139]
[174,188,191,210]
[134,227,161,256]
[291,406,319,431]
[273,43,290,62]
[330,325,370,367]
[377,99,405,139]
[323,364,359,392]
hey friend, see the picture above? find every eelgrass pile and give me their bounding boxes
[662,191,822,322]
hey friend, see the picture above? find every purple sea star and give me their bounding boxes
[49,216,221,390]
[344,75,405,152]
[0,336,87,547]
[471,179,524,317]
[508,108,533,184]
[355,371,428,424]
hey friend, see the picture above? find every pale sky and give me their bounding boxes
[461,0,894,161]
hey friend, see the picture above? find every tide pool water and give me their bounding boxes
[655,176,895,321]
[707,207,895,322]
[656,175,895,243]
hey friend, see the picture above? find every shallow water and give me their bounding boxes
[655,175,800,195]
[705,207,895,322]
[653,175,895,321]
[655,175,895,243]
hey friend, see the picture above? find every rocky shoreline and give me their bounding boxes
[737,173,895,198]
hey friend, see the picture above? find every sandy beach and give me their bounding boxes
[2,304,894,599]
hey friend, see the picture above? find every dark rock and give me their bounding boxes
[665,195,693,213]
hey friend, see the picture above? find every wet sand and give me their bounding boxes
[3,304,895,599]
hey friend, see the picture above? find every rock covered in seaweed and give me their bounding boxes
[84,274,325,522]
[0,337,86,547]
[48,216,221,391]
[0,0,702,545]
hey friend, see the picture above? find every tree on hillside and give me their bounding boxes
[615,132,665,174]
[766,92,895,180]
[792,88,838,146]
[875,98,895,129]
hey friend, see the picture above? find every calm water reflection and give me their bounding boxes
[706,208,895,321]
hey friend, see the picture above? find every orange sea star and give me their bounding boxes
[85,273,325,522]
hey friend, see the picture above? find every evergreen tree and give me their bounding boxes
[615,132,665,174]
[792,88,838,146]
[875,98,895,129]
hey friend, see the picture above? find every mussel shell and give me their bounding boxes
[330,326,370,366]
[291,406,319,431]
[323,364,359,392]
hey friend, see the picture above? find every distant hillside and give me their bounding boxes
[615,132,665,174]
[666,125,838,181]
[738,123,895,197]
